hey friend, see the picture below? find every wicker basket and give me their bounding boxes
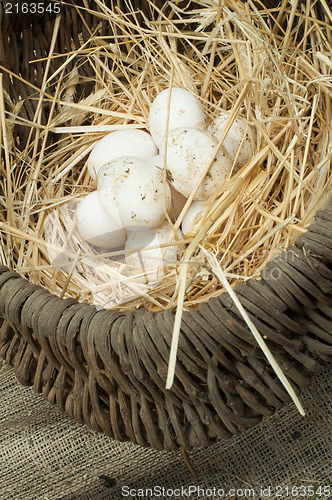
[0,0,331,451]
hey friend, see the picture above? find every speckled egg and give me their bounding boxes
[149,88,207,148]
[87,129,158,180]
[97,156,171,229]
[208,112,256,169]
[160,127,233,200]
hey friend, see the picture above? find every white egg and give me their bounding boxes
[160,127,233,200]
[149,88,207,148]
[144,155,187,222]
[125,220,183,270]
[208,112,256,169]
[87,129,158,180]
[76,191,125,248]
[97,156,171,229]
[181,200,206,235]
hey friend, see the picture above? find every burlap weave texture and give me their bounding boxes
[0,363,331,500]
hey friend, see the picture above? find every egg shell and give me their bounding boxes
[125,220,183,270]
[97,156,171,229]
[160,127,233,200]
[208,112,256,169]
[143,155,187,222]
[181,200,206,235]
[149,88,207,148]
[76,191,125,248]
[87,129,158,180]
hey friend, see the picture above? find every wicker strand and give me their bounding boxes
[1,204,332,450]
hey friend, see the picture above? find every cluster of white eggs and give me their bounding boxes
[76,88,255,267]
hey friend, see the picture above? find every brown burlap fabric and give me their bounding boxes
[1,361,331,500]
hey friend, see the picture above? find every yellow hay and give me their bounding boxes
[0,0,331,315]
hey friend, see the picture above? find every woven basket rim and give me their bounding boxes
[1,202,332,449]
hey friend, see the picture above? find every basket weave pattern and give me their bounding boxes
[1,205,332,450]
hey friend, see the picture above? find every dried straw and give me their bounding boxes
[198,244,305,416]
[1,0,331,318]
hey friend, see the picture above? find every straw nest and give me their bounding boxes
[1,0,332,316]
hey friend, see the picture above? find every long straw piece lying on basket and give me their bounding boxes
[166,177,245,389]
[199,244,305,416]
